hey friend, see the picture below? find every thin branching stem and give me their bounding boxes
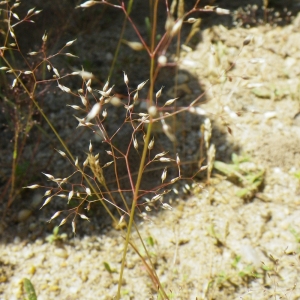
[117,1,168,298]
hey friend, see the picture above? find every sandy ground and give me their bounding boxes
[1,1,300,299]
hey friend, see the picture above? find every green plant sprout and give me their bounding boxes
[290,227,300,243]
[214,153,265,200]
[45,226,67,244]
[23,278,37,300]
[103,262,117,274]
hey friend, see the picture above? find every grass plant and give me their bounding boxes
[0,0,258,298]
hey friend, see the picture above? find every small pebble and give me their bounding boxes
[54,248,68,259]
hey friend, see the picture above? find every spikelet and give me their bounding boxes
[177,0,184,18]
[87,153,106,186]
[170,0,177,16]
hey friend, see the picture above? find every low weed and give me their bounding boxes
[45,225,67,244]
[22,278,37,300]
[214,153,265,201]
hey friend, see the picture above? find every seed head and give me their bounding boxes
[162,203,172,210]
[79,94,88,107]
[148,105,157,117]
[243,35,253,46]
[24,184,40,189]
[148,137,155,150]
[12,79,17,88]
[72,221,76,234]
[86,202,91,211]
[67,105,81,110]
[57,194,67,198]
[59,218,67,227]
[156,87,164,99]
[125,104,134,111]
[58,84,71,93]
[65,53,78,58]
[56,149,67,157]
[68,190,74,202]
[110,96,122,107]
[161,167,167,183]
[158,55,167,66]
[159,157,172,162]
[137,79,148,91]
[76,1,99,8]
[171,18,183,37]
[164,97,178,106]
[187,18,197,23]
[83,157,89,167]
[103,80,109,92]
[88,154,106,186]
[53,68,60,78]
[44,190,51,196]
[133,135,138,150]
[79,214,90,221]
[189,106,207,115]
[151,194,162,202]
[123,72,129,85]
[165,15,175,33]
[10,30,16,39]
[26,6,35,13]
[65,39,77,47]
[96,85,114,97]
[11,3,20,9]
[103,161,113,168]
[78,71,94,80]
[40,196,53,209]
[42,173,54,180]
[42,32,47,42]
[200,165,208,171]
[48,211,61,222]
[139,113,149,117]
[133,91,138,102]
[122,40,144,51]
[86,102,101,121]
[215,7,230,15]
[86,187,91,196]
[154,151,168,160]
[170,177,180,184]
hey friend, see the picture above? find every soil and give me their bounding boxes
[1,1,300,299]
